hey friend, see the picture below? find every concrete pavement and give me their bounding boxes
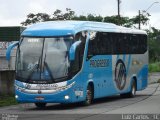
[0,83,159,120]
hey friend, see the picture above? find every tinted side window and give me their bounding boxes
[130,34,147,54]
[88,32,112,56]
[113,33,147,54]
[139,34,147,53]
[98,32,112,54]
[87,32,147,57]
[131,34,138,54]
[87,32,98,57]
[112,33,127,54]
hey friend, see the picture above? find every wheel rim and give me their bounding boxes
[86,88,92,104]
[132,84,136,95]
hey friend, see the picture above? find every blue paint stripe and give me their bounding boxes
[126,55,131,75]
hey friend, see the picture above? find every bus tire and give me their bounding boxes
[83,85,93,106]
[35,103,47,108]
[120,80,136,98]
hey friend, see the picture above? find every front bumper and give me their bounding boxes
[15,88,73,103]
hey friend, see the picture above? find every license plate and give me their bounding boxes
[35,96,44,100]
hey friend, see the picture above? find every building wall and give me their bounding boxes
[0,45,17,95]
[0,71,15,95]
[0,26,25,95]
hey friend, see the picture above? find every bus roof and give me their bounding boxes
[22,20,147,37]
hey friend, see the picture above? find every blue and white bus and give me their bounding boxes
[6,21,148,108]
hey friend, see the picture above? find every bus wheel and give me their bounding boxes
[120,80,136,98]
[129,80,136,97]
[35,103,47,108]
[83,85,93,106]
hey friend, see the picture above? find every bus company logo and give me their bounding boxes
[90,59,110,68]
[114,59,126,90]
[36,84,58,89]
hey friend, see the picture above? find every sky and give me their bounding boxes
[0,0,160,29]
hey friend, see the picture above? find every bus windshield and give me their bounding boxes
[16,36,73,83]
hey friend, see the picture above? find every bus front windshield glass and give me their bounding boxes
[16,37,73,83]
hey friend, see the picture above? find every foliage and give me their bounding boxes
[21,13,50,26]
[147,27,160,62]
[52,8,75,20]
[21,8,75,26]
[130,12,150,27]
[0,95,18,107]
[103,15,133,27]
[149,62,160,72]
[21,8,149,28]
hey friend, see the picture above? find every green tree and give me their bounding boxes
[21,13,50,26]
[103,15,132,27]
[52,9,64,20]
[147,27,160,62]
[63,8,75,20]
[87,14,103,22]
[21,8,150,28]
[21,8,75,25]
[130,13,150,28]
[72,15,87,21]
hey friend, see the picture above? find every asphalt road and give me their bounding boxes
[0,82,160,120]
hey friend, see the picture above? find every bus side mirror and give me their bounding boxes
[6,41,19,61]
[69,41,81,61]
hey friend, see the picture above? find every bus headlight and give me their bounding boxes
[15,95,19,99]
[64,95,70,100]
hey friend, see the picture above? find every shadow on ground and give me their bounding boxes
[25,94,150,111]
